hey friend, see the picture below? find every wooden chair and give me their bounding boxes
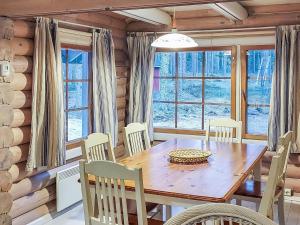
[164,203,277,225]
[79,160,163,225]
[234,143,290,224]
[206,118,242,143]
[81,133,158,221]
[81,133,116,162]
[124,123,151,156]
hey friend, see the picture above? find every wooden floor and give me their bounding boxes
[41,200,300,225]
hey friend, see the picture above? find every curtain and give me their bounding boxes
[92,29,118,147]
[268,25,300,152]
[27,18,65,171]
[127,33,156,140]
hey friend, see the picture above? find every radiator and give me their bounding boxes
[56,165,82,212]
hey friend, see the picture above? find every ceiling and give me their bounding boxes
[160,0,300,13]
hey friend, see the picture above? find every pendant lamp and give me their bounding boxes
[151,9,198,49]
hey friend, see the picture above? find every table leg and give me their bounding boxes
[253,160,262,181]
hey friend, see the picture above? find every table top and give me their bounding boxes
[117,138,267,203]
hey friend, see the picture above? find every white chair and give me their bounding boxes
[164,203,277,225]
[234,131,293,225]
[79,160,163,225]
[81,133,116,162]
[124,122,151,156]
[206,118,242,143]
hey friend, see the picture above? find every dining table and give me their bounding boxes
[88,138,267,212]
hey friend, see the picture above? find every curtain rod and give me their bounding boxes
[57,20,101,30]
[138,26,276,34]
[58,19,275,35]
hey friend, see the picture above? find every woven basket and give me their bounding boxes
[169,149,211,164]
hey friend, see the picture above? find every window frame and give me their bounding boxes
[153,46,237,135]
[61,43,93,149]
[240,45,275,140]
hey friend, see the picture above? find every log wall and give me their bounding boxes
[3,12,129,225]
[0,17,15,225]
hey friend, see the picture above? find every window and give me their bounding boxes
[153,47,236,133]
[62,47,91,143]
[241,45,275,139]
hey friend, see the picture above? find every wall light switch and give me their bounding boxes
[0,61,10,77]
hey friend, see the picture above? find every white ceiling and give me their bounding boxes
[160,0,300,12]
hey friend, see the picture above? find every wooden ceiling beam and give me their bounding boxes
[126,12,300,32]
[174,9,220,19]
[247,3,300,15]
[0,0,239,18]
[115,9,171,25]
[209,2,248,21]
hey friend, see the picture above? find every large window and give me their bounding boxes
[62,47,91,143]
[153,47,236,132]
[241,45,275,139]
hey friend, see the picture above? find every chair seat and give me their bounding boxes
[127,200,158,214]
[234,179,283,199]
[129,214,164,225]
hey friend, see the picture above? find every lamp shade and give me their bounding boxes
[151,30,198,49]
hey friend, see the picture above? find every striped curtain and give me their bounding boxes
[27,18,65,171]
[268,25,300,152]
[92,29,118,147]
[127,33,156,140]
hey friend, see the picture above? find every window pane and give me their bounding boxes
[178,52,203,77]
[247,50,275,80]
[247,106,269,135]
[67,109,89,141]
[153,78,175,102]
[61,49,67,80]
[204,104,231,130]
[205,79,231,104]
[177,104,202,129]
[153,103,175,128]
[178,79,202,102]
[154,52,176,77]
[205,51,231,77]
[67,82,89,109]
[247,49,275,105]
[68,49,89,80]
[247,79,272,105]
[246,49,275,135]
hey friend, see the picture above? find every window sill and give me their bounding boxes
[153,128,268,144]
[66,146,82,161]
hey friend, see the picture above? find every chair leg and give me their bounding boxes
[267,204,274,221]
[278,192,285,225]
[165,205,172,220]
[255,202,259,212]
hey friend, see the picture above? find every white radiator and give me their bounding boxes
[56,165,82,212]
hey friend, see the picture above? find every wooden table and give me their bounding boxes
[116,138,267,207]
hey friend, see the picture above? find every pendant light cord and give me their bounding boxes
[172,8,177,30]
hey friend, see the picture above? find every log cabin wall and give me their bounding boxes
[0,17,14,225]
[0,12,129,225]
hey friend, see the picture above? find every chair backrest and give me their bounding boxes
[164,203,277,225]
[81,133,116,162]
[124,123,151,156]
[79,160,148,225]
[259,146,286,218]
[277,131,293,176]
[206,118,242,143]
